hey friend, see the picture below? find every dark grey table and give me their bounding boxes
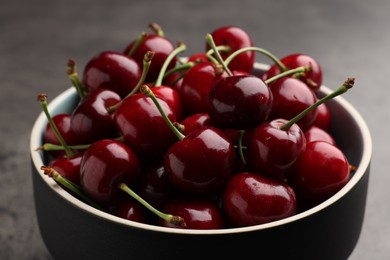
[1,0,389,259]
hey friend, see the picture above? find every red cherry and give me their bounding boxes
[304,126,336,146]
[49,153,83,186]
[159,199,225,229]
[248,119,306,180]
[179,113,211,136]
[70,88,121,144]
[290,141,350,204]
[44,113,79,146]
[207,75,273,129]
[268,77,318,132]
[164,127,236,194]
[313,103,331,131]
[262,53,323,91]
[151,86,183,120]
[80,139,141,205]
[82,51,141,98]
[179,61,228,115]
[207,26,255,73]
[113,93,178,160]
[223,172,296,227]
[112,199,146,224]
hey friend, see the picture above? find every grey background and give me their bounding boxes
[1,0,389,259]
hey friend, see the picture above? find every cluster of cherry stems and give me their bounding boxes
[37,23,355,229]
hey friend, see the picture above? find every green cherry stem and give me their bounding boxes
[41,166,104,211]
[37,93,73,157]
[280,77,355,131]
[224,46,287,72]
[205,33,233,76]
[67,58,85,99]
[127,32,148,57]
[149,22,165,37]
[140,85,185,141]
[163,61,194,79]
[205,45,231,66]
[118,183,186,227]
[154,41,187,86]
[264,65,310,85]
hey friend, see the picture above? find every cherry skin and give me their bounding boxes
[248,119,306,181]
[159,198,225,229]
[313,103,331,131]
[44,113,79,145]
[113,93,178,161]
[82,51,142,98]
[151,86,183,120]
[223,172,296,227]
[290,141,350,204]
[207,26,255,73]
[207,75,273,129]
[112,199,146,224]
[179,61,228,115]
[179,113,211,136]
[304,125,336,146]
[268,77,318,132]
[261,53,323,91]
[164,126,236,194]
[49,152,83,186]
[70,88,121,144]
[80,139,141,205]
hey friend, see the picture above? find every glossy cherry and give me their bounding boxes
[159,198,225,229]
[207,75,273,129]
[223,172,296,227]
[304,125,336,146]
[43,113,80,146]
[82,51,141,98]
[290,141,350,204]
[262,53,323,91]
[80,139,141,205]
[313,103,331,131]
[49,152,83,186]
[71,88,121,144]
[268,77,318,132]
[179,113,211,136]
[113,93,178,160]
[112,199,146,224]
[207,26,255,73]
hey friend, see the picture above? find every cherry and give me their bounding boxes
[48,153,83,186]
[268,77,318,132]
[207,75,273,129]
[43,113,80,146]
[179,113,211,136]
[222,172,296,227]
[80,139,141,205]
[82,51,141,98]
[262,53,323,91]
[113,93,178,160]
[159,199,225,229]
[304,125,336,146]
[124,23,177,83]
[206,26,255,73]
[179,61,228,115]
[71,88,121,144]
[313,103,331,131]
[290,141,350,205]
[112,199,146,224]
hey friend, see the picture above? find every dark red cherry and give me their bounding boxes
[48,152,83,186]
[313,103,331,131]
[70,88,121,144]
[179,62,228,115]
[179,113,211,136]
[124,24,176,83]
[80,139,141,205]
[290,141,350,204]
[304,126,336,146]
[164,126,236,194]
[268,77,318,132]
[82,51,142,98]
[262,53,323,91]
[188,52,209,63]
[112,199,145,224]
[113,93,177,160]
[207,75,273,129]
[223,172,296,227]
[248,119,306,180]
[151,86,183,120]
[159,198,225,229]
[44,113,79,145]
[207,26,255,73]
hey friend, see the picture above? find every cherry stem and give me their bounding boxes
[237,130,247,166]
[149,22,164,37]
[163,61,194,79]
[154,42,187,86]
[118,183,186,227]
[206,45,231,66]
[127,32,148,57]
[67,58,85,99]
[40,166,104,211]
[264,65,310,85]
[280,77,355,131]
[107,51,154,114]
[205,34,233,76]
[140,85,185,140]
[37,93,74,157]
[224,46,287,72]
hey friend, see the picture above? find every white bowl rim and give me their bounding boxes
[30,63,372,235]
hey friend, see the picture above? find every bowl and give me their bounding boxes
[30,63,372,260]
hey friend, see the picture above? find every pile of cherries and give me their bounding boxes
[37,23,355,229]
